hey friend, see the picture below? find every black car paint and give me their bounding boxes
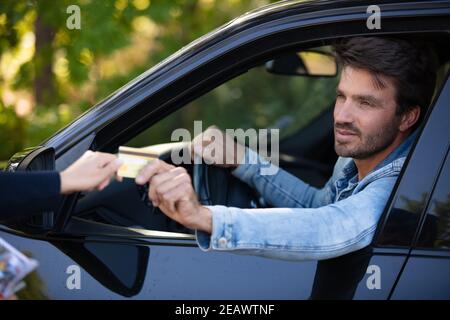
[1,0,450,299]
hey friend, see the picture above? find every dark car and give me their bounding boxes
[1,0,450,300]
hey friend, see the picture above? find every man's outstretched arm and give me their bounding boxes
[136,159,395,261]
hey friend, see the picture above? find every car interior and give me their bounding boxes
[68,33,450,237]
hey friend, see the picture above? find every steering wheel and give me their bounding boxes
[192,155,262,208]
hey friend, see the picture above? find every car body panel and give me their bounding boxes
[0,228,409,299]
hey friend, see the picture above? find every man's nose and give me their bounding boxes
[334,100,355,124]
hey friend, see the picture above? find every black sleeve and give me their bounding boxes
[0,171,62,221]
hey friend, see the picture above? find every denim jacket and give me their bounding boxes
[196,131,417,261]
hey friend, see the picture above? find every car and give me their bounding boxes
[1,0,450,300]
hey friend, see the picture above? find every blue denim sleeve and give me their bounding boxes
[231,147,337,208]
[196,175,397,261]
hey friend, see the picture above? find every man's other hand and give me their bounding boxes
[191,126,245,168]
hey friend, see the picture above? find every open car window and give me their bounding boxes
[69,46,339,236]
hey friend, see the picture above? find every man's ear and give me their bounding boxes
[399,106,420,132]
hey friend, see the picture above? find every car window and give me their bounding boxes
[416,148,450,250]
[126,48,338,148]
[71,47,339,234]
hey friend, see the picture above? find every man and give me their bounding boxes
[135,36,437,260]
[0,151,121,221]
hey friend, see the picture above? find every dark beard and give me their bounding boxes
[334,122,399,160]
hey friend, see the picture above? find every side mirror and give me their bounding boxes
[5,146,57,230]
[266,50,337,77]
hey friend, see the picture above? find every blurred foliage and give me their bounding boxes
[1,0,283,162]
[0,102,26,160]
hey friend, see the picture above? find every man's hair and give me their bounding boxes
[333,36,437,130]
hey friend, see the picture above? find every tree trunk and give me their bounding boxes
[33,12,55,107]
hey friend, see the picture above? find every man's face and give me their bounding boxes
[334,66,402,159]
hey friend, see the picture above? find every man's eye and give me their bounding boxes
[336,94,345,100]
[360,100,371,107]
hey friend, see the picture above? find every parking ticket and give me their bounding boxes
[117,146,158,179]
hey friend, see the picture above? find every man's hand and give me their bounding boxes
[135,159,212,233]
[60,150,122,194]
[191,126,245,168]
